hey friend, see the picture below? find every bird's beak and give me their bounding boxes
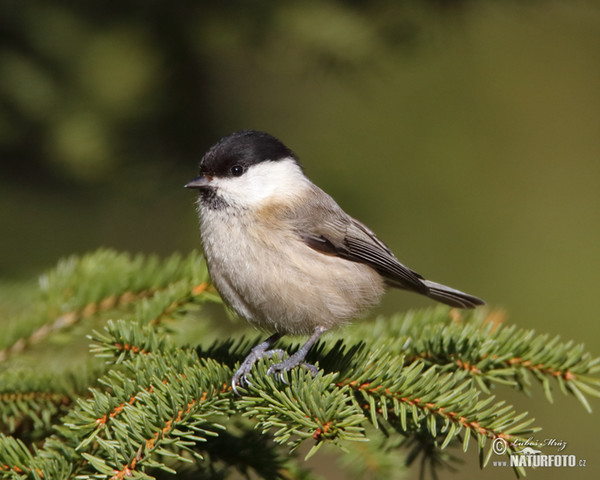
[185,175,212,189]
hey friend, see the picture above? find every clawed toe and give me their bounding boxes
[233,353,319,394]
[301,362,318,376]
[267,360,319,380]
[231,328,325,395]
[231,349,288,395]
[265,364,289,384]
[231,370,253,395]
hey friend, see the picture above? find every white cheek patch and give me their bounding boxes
[212,158,307,207]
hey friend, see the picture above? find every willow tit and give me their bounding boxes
[186,130,484,393]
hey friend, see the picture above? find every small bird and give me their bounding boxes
[186,130,484,393]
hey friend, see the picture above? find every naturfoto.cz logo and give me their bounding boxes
[491,437,587,469]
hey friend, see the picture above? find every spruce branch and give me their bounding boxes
[33,352,232,479]
[342,307,600,411]
[0,249,598,479]
[0,250,217,363]
[238,363,367,459]
[0,367,100,443]
[0,434,42,479]
[316,344,536,472]
[84,319,535,476]
[0,371,71,437]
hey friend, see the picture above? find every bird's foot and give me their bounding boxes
[267,354,318,383]
[231,347,285,395]
[266,326,325,382]
[231,327,326,395]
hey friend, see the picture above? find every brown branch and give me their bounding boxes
[339,380,514,444]
[0,289,156,364]
[0,282,211,364]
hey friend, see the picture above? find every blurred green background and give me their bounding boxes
[1,1,599,478]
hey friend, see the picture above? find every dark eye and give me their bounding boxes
[230,165,245,177]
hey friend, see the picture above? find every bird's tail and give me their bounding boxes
[421,280,485,309]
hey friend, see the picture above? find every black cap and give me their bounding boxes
[198,130,299,178]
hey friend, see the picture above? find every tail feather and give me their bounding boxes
[421,280,485,309]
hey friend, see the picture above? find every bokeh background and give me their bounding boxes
[1,1,599,479]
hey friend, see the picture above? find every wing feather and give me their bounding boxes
[291,186,428,294]
[287,185,484,308]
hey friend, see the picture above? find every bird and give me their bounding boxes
[185,130,484,393]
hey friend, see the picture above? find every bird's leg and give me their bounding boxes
[267,326,326,380]
[232,327,326,394]
[232,332,283,395]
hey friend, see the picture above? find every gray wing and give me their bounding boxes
[292,188,428,294]
[291,185,485,308]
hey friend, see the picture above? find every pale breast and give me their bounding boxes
[199,205,385,335]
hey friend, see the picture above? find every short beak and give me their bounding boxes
[185,175,211,189]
